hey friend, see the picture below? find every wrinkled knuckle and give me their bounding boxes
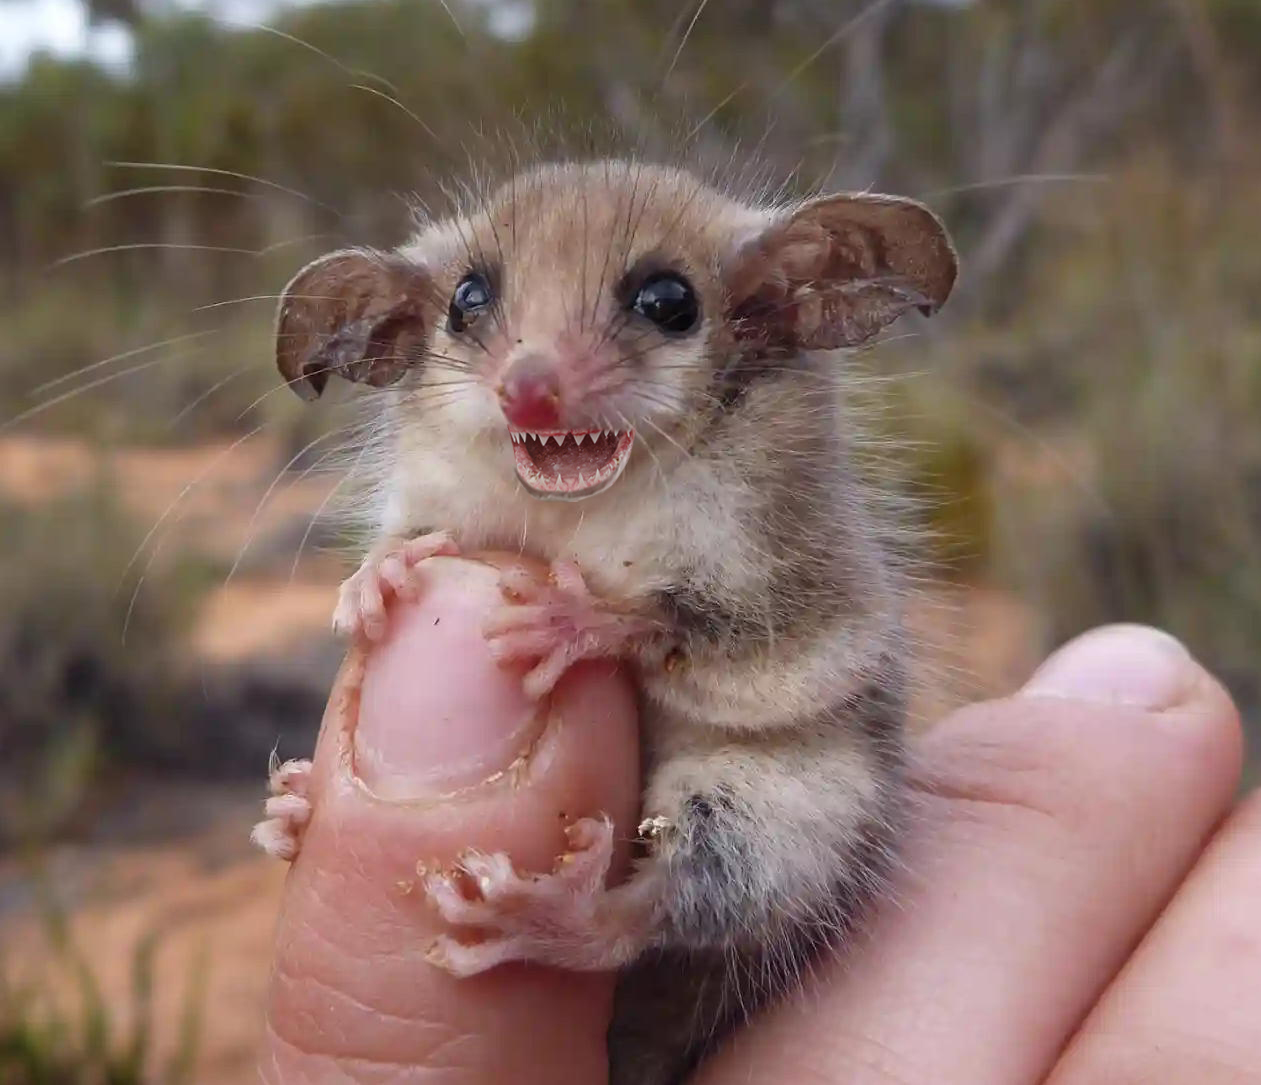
[913,700,1146,837]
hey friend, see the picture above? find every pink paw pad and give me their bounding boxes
[333,531,459,641]
[250,756,313,862]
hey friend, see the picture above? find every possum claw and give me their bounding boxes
[251,757,313,861]
[333,531,459,640]
[484,559,657,699]
[422,815,657,973]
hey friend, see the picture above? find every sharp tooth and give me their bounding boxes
[528,432,539,442]
[576,471,587,487]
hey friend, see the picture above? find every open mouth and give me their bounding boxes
[509,428,635,499]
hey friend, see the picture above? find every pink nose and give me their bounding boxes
[498,354,562,430]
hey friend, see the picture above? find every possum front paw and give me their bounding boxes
[422,816,660,975]
[250,756,313,861]
[333,531,459,640]
[484,559,658,699]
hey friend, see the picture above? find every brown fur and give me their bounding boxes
[274,160,956,1083]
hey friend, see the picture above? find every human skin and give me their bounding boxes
[260,557,1258,1084]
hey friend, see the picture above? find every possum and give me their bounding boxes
[250,158,957,1083]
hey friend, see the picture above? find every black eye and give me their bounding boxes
[631,272,700,334]
[449,272,493,333]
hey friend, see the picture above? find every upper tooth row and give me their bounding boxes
[512,431,614,445]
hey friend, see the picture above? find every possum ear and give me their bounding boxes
[276,249,434,400]
[727,194,957,351]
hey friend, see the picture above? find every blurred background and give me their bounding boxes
[0,0,1258,1079]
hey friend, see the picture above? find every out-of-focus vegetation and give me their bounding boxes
[0,6,1255,772]
[0,0,1256,771]
[0,0,1257,1075]
[0,0,1257,773]
[0,869,205,1084]
[0,487,205,845]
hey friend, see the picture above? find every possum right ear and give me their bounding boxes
[726,194,957,351]
[276,249,434,400]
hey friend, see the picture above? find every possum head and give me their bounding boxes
[276,162,956,501]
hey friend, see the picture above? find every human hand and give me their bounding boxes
[260,557,1256,1083]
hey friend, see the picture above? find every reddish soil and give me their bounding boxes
[0,433,1041,1079]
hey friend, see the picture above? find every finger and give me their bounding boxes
[696,625,1243,1085]
[261,556,640,1084]
[1049,789,1261,1083]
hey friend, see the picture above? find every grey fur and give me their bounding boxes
[275,160,956,1082]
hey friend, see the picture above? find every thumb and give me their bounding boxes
[260,556,641,1083]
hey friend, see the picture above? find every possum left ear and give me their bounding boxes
[726,194,957,350]
[276,249,434,400]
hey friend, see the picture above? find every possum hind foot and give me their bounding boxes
[332,530,459,641]
[423,815,660,976]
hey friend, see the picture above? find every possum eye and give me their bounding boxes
[449,272,493,333]
[631,272,700,334]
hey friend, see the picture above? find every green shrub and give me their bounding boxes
[0,484,211,845]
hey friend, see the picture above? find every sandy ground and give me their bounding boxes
[0,434,338,562]
[0,433,1040,1081]
[2,804,286,1083]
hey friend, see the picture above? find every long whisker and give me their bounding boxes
[192,293,340,313]
[105,160,343,217]
[350,83,441,143]
[4,347,209,432]
[225,425,352,585]
[770,0,895,99]
[168,362,255,427]
[248,23,385,86]
[290,441,373,581]
[257,232,340,255]
[121,421,276,644]
[84,185,262,207]
[683,82,747,144]
[29,330,219,396]
[614,405,672,501]
[919,173,1112,200]
[662,0,712,82]
[122,422,269,581]
[49,243,259,269]
[435,0,466,38]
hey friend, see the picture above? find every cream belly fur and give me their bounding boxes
[253,159,958,1084]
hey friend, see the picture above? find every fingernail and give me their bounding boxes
[352,559,544,800]
[1020,624,1197,710]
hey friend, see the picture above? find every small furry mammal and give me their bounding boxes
[252,159,957,1083]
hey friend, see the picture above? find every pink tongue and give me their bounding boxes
[529,435,616,474]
